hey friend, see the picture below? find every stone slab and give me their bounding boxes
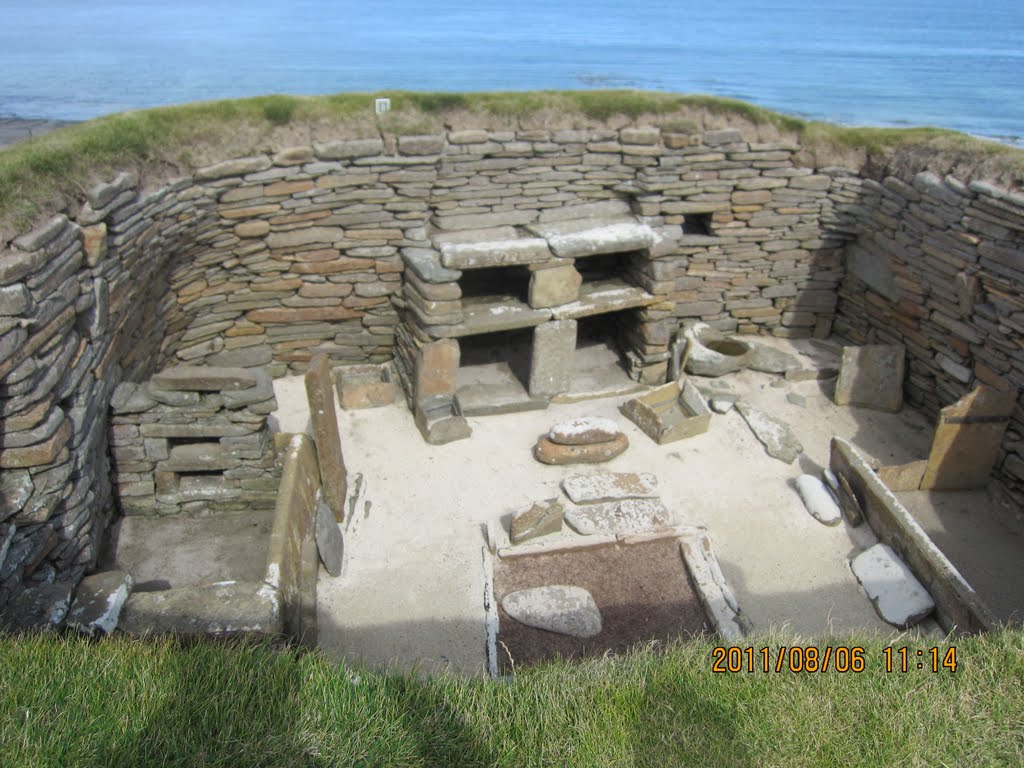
[118,580,282,637]
[794,474,842,526]
[850,543,935,628]
[439,238,552,270]
[159,443,241,473]
[528,264,582,308]
[2,582,73,632]
[548,280,657,321]
[534,433,628,465]
[561,471,658,504]
[563,498,674,536]
[315,499,344,577]
[748,344,802,374]
[502,585,602,638]
[529,319,576,398]
[1,469,34,519]
[833,345,906,412]
[151,366,258,392]
[920,385,1017,491]
[414,395,472,445]
[509,498,563,545]
[415,339,459,400]
[735,403,803,464]
[548,416,622,446]
[335,363,397,409]
[305,354,347,521]
[66,570,133,636]
[619,380,711,444]
[528,218,656,259]
[877,461,928,492]
[430,299,552,338]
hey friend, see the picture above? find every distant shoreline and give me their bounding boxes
[0,116,78,148]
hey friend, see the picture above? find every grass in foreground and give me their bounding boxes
[0,630,1021,767]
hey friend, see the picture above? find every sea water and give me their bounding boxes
[1,0,1021,143]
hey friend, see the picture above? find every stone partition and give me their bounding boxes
[1,116,1022,617]
[832,171,1024,506]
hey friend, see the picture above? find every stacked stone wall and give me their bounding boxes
[2,119,1022,612]
[831,171,1024,505]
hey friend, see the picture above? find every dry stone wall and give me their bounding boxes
[832,171,1024,505]
[1,119,1021,614]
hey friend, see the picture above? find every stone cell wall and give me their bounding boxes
[831,171,1024,505]
[2,118,1022,613]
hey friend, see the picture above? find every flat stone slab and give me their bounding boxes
[151,366,258,392]
[564,498,674,536]
[305,354,347,521]
[534,434,628,465]
[735,403,803,464]
[620,380,711,444]
[401,247,462,284]
[850,543,935,627]
[66,570,133,636]
[748,344,802,374]
[502,585,602,638]
[439,238,552,270]
[119,580,282,637]
[548,416,622,446]
[159,443,240,473]
[794,474,842,526]
[315,499,344,577]
[549,280,657,321]
[510,498,563,544]
[429,298,552,338]
[529,218,656,259]
[562,472,659,504]
[834,345,906,412]
[2,582,73,632]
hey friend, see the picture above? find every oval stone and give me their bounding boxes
[548,416,622,446]
[502,585,602,638]
[533,433,629,465]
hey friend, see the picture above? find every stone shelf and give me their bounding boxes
[527,217,657,259]
[550,280,657,320]
[427,295,554,338]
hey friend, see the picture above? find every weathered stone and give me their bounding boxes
[850,543,935,627]
[409,391,466,440]
[920,385,1017,491]
[439,238,552,270]
[0,470,34,519]
[0,522,14,567]
[151,366,258,392]
[562,471,658,503]
[794,474,841,526]
[748,344,801,374]
[305,354,347,521]
[509,498,563,544]
[87,172,137,209]
[528,264,582,308]
[415,339,459,400]
[110,382,157,413]
[0,418,71,468]
[315,499,344,576]
[533,433,629,465]
[682,323,755,377]
[402,248,462,284]
[246,306,360,323]
[398,134,444,155]
[834,345,906,412]
[502,585,602,638]
[530,219,656,259]
[846,243,898,301]
[140,421,258,438]
[195,156,271,181]
[206,346,275,369]
[709,395,738,414]
[877,461,928,492]
[434,209,537,232]
[3,406,64,448]
[313,138,384,159]
[0,283,30,315]
[235,220,271,238]
[335,363,397,409]
[563,498,673,536]
[620,380,711,444]
[265,227,344,250]
[548,416,622,446]
[13,215,69,252]
[66,570,133,636]
[118,580,281,637]
[2,582,73,632]
[159,443,241,472]
[529,319,576,398]
[735,403,802,463]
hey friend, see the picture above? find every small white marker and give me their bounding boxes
[375,97,391,114]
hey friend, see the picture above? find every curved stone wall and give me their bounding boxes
[0,121,1021,611]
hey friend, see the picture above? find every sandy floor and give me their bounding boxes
[270,336,986,676]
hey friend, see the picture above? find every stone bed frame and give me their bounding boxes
[1,120,1022,622]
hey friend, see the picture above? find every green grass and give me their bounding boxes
[1,630,1021,767]
[2,90,1022,234]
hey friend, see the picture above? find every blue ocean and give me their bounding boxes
[1,0,1021,143]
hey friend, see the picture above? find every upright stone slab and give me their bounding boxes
[66,570,133,636]
[834,345,906,412]
[529,320,576,398]
[528,265,582,308]
[305,354,347,522]
[415,339,460,401]
[920,385,1017,491]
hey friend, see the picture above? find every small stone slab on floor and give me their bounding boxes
[2,582,73,632]
[564,498,674,536]
[562,471,658,504]
[850,543,935,627]
[735,403,803,464]
[794,475,841,526]
[502,585,602,638]
[534,433,628,465]
[548,416,622,446]
[66,570,133,636]
[510,498,563,544]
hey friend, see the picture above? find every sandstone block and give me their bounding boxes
[0,418,71,468]
[562,471,658,503]
[313,138,384,159]
[834,345,906,412]
[563,498,673,536]
[151,366,258,391]
[415,339,459,400]
[528,265,582,308]
[548,416,622,446]
[533,434,628,465]
[529,320,576,398]
[509,498,563,544]
[195,156,271,181]
[735,403,802,464]
[118,581,281,637]
[305,354,347,521]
